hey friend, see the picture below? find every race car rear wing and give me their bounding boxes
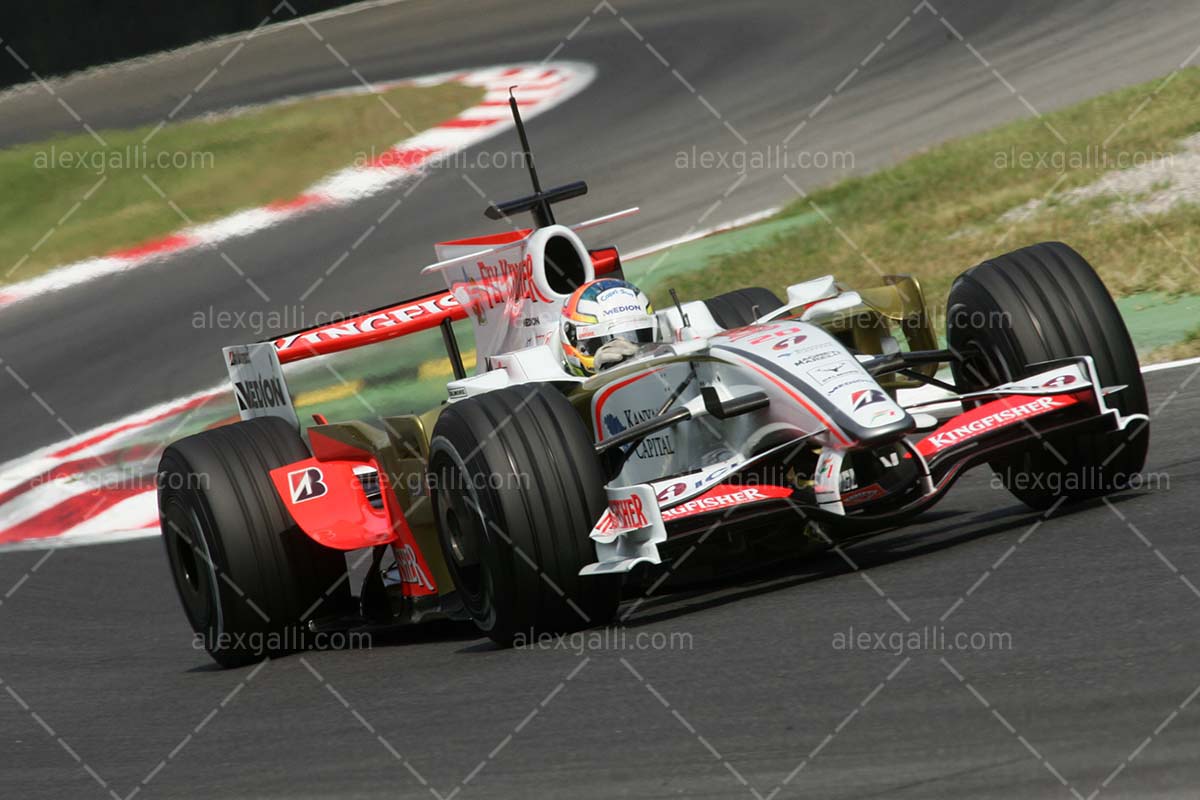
[270,289,465,364]
[220,246,626,428]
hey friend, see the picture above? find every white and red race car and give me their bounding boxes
[158,99,1148,666]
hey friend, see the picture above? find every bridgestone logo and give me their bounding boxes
[287,467,327,503]
[926,397,1063,451]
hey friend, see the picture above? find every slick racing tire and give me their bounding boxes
[158,417,350,668]
[428,385,619,646]
[704,287,784,329]
[945,241,1149,510]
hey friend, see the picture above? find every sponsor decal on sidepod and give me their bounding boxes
[610,408,676,459]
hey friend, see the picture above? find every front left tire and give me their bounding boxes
[428,385,619,646]
[158,417,349,667]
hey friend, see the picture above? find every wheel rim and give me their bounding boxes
[446,506,479,570]
[953,336,1007,393]
[177,530,201,591]
[162,498,222,637]
[432,455,498,630]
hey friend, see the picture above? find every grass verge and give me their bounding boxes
[653,68,1200,345]
[0,81,483,283]
[1147,327,1200,362]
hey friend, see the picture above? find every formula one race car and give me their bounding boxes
[158,98,1149,666]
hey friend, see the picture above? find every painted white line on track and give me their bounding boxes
[0,386,222,484]
[0,61,594,309]
[0,525,160,553]
[623,207,782,261]
[1142,355,1200,372]
[50,492,159,542]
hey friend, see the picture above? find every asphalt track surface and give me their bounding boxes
[3,1,1200,797]
[0,366,1195,799]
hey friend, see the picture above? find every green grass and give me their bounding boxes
[0,81,483,284]
[1147,326,1200,362]
[655,67,1200,323]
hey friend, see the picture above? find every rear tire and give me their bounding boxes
[945,241,1148,509]
[704,287,784,329]
[158,417,350,667]
[428,385,619,646]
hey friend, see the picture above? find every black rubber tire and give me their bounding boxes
[157,417,350,667]
[945,241,1149,509]
[428,385,619,646]
[704,287,784,329]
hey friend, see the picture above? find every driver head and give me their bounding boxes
[560,279,656,376]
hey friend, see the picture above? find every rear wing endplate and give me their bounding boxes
[223,342,300,428]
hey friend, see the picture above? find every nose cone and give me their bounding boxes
[710,321,914,446]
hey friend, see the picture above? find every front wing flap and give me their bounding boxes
[809,356,1148,528]
[578,357,1148,572]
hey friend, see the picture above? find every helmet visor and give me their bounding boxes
[578,325,655,357]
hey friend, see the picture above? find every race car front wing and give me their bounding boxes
[578,356,1147,575]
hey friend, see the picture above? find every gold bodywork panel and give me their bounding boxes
[817,275,938,391]
[307,413,454,594]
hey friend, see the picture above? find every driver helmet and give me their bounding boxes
[560,279,656,376]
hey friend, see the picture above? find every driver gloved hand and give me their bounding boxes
[593,337,640,370]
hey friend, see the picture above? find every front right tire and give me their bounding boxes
[945,241,1149,509]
